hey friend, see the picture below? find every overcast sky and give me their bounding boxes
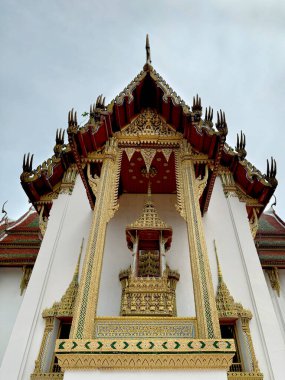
[1,0,284,221]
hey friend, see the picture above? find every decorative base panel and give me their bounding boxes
[228,373,263,380]
[55,338,235,370]
[31,374,63,379]
[94,317,196,338]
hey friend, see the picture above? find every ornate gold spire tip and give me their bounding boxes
[127,184,170,230]
[214,240,223,281]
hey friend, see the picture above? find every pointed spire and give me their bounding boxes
[127,185,169,230]
[42,238,84,318]
[214,240,223,282]
[214,240,239,319]
[146,34,151,64]
[73,238,84,283]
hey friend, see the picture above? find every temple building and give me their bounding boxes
[0,37,284,380]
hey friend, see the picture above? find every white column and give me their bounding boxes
[131,237,138,274]
[0,176,91,380]
[159,235,167,274]
[227,196,285,380]
[264,269,285,345]
[0,193,70,380]
[0,267,23,365]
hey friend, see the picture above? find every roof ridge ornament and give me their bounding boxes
[235,130,247,160]
[1,200,8,225]
[270,195,277,210]
[266,156,277,186]
[144,34,153,71]
[1,200,8,219]
[22,152,34,173]
[146,34,151,64]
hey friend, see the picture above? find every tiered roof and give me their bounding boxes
[20,37,277,220]
[255,208,285,268]
[0,208,41,266]
[126,187,172,251]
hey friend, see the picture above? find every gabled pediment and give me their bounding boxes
[120,108,178,137]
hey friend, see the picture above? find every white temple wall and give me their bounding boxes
[64,369,228,380]
[278,269,285,336]
[0,267,23,365]
[203,176,285,380]
[97,193,195,317]
[0,176,92,380]
[265,268,285,345]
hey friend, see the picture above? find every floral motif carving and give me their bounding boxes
[94,317,196,338]
[121,108,176,137]
[140,149,157,173]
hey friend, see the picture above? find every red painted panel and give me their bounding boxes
[120,150,176,194]
[171,104,181,130]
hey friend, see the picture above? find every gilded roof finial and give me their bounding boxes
[146,34,151,64]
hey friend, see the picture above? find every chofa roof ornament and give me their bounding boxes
[144,34,153,71]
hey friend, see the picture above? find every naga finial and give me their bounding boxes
[215,109,228,137]
[146,34,151,64]
[1,200,8,221]
[266,157,277,186]
[271,195,277,209]
[22,153,34,172]
[235,130,247,160]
